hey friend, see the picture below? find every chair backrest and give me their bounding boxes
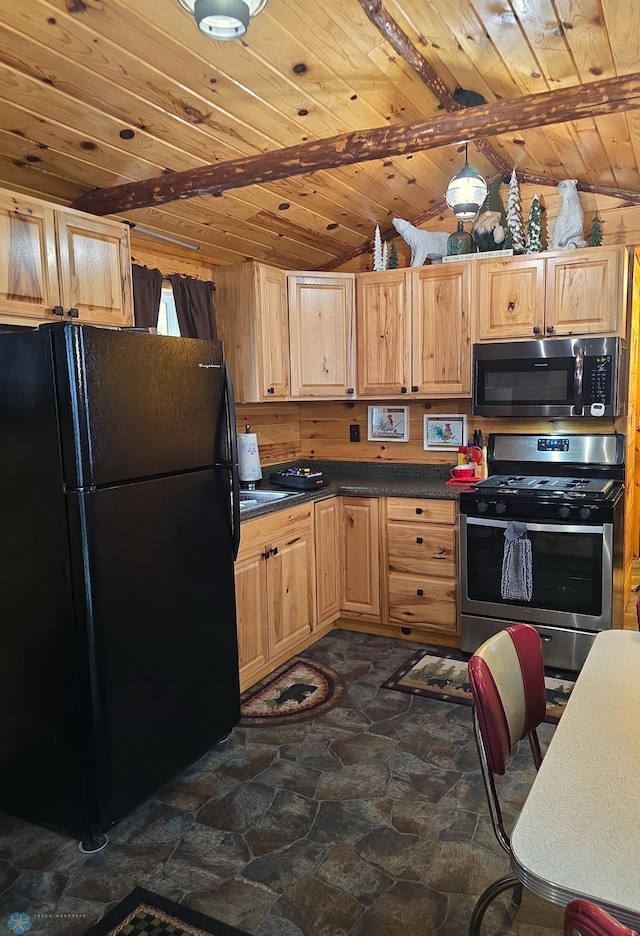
[468,623,546,776]
[564,900,640,936]
[635,594,640,630]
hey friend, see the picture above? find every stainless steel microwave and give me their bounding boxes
[472,337,626,418]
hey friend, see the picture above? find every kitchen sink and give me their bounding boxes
[237,489,299,511]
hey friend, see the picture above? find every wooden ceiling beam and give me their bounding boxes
[72,72,640,217]
[356,0,512,177]
[518,172,640,205]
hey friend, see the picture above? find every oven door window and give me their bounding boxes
[465,519,603,615]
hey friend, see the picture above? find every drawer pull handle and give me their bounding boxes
[416,537,423,544]
[416,588,424,596]
[415,508,423,515]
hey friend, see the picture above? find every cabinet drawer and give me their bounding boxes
[387,572,456,633]
[387,522,455,577]
[387,497,456,524]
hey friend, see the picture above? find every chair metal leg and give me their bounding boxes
[468,873,521,936]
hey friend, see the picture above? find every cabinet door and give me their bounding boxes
[356,271,411,395]
[341,496,380,618]
[412,265,471,395]
[315,498,341,625]
[234,548,270,692]
[257,264,289,399]
[288,273,355,397]
[267,522,315,657]
[0,191,62,323]
[55,212,133,327]
[545,246,627,337]
[476,256,545,340]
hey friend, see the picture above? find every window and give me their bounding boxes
[157,284,181,336]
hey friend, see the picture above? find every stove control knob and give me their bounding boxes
[495,502,507,515]
[559,506,571,519]
[579,507,591,520]
[476,501,488,513]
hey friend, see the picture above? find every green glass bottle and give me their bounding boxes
[447,220,473,256]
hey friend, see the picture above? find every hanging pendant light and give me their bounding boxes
[177,0,268,40]
[445,142,488,220]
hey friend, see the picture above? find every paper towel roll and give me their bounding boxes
[238,432,262,483]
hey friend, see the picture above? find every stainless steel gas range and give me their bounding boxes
[459,433,625,672]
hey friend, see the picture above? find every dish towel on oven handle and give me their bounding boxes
[501,521,533,602]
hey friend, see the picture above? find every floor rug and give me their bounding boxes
[383,646,574,724]
[82,887,250,936]
[240,657,345,726]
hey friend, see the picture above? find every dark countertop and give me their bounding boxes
[238,460,467,520]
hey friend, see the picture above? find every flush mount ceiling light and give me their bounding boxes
[445,142,488,220]
[178,0,268,40]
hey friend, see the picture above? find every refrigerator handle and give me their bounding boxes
[223,362,241,559]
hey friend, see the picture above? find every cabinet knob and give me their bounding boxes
[546,324,555,334]
[400,386,407,393]
[416,537,423,544]
[415,508,423,515]
[270,546,279,557]
[68,308,79,318]
[533,325,542,335]
[267,387,275,394]
[52,306,64,317]
[261,550,270,559]
[416,588,424,596]
[411,385,418,393]
[346,388,354,394]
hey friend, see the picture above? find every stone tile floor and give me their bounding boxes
[0,627,570,936]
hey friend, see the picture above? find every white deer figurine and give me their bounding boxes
[550,179,588,250]
[392,218,450,266]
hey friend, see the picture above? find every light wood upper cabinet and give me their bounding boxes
[545,246,627,336]
[0,188,133,328]
[476,246,627,341]
[356,270,410,396]
[476,255,545,340]
[412,264,471,396]
[216,261,289,403]
[287,272,355,398]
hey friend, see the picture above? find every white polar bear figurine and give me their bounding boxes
[392,218,450,266]
[550,179,588,250]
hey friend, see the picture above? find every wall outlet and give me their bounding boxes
[349,424,361,442]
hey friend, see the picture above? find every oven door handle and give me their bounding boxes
[465,516,605,535]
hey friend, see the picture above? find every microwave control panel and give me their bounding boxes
[584,354,613,406]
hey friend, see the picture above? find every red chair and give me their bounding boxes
[467,623,547,936]
[565,899,639,936]
[635,594,640,629]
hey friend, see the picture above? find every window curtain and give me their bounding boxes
[131,264,163,329]
[167,274,218,340]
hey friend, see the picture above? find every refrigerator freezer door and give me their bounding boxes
[51,324,226,488]
[67,469,240,829]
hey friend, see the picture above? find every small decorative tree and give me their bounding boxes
[373,224,383,271]
[382,241,389,270]
[388,241,399,269]
[525,195,542,254]
[506,169,525,253]
[589,212,603,247]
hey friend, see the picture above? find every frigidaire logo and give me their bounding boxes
[198,363,221,369]
[7,913,31,934]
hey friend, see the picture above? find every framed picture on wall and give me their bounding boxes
[423,414,467,451]
[367,405,409,442]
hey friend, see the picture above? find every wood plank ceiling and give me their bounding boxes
[0,0,639,271]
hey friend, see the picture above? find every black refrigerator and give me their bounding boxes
[0,322,242,844]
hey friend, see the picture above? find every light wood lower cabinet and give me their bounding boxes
[315,497,342,626]
[341,496,380,619]
[385,497,457,638]
[235,503,316,691]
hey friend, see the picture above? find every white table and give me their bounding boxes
[510,630,640,928]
